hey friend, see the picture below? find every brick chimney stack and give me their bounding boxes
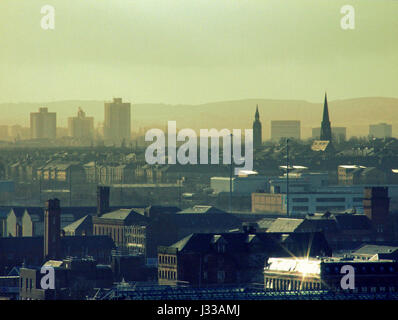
[97,186,110,216]
[44,198,61,261]
[363,187,391,237]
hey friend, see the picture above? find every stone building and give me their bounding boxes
[158,231,331,287]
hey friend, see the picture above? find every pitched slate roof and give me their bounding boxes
[100,209,140,220]
[353,244,398,256]
[1,206,100,221]
[63,215,92,233]
[9,207,26,219]
[256,218,277,230]
[177,205,226,214]
[96,208,150,225]
[266,218,304,233]
[170,233,256,253]
[167,231,332,258]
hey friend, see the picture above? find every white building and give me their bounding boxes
[369,123,392,139]
[211,174,269,195]
[267,171,398,215]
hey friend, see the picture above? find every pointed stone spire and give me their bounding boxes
[322,93,330,123]
[255,105,260,121]
[253,105,262,148]
[320,92,332,141]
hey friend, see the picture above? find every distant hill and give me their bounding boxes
[1,97,397,139]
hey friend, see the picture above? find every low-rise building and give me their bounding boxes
[264,257,398,293]
[338,165,385,185]
[158,231,331,287]
[20,257,113,300]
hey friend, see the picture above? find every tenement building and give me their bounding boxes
[158,231,331,286]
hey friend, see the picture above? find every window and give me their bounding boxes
[316,198,345,202]
[292,206,309,211]
[292,198,309,203]
[316,206,345,211]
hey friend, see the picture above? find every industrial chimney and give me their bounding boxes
[44,198,61,261]
[363,187,391,238]
[97,186,110,216]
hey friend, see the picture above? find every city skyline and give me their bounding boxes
[0,96,397,140]
[1,0,398,304]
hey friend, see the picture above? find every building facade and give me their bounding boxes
[369,123,392,139]
[104,98,131,146]
[68,108,94,141]
[264,257,398,293]
[158,232,331,287]
[30,107,56,140]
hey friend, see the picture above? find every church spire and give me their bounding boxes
[255,104,260,121]
[253,105,262,149]
[320,92,332,141]
[322,92,330,123]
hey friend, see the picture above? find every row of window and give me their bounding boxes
[94,225,124,243]
[292,206,347,212]
[324,265,395,274]
[159,270,177,280]
[127,236,145,244]
[264,277,321,291]
[159,255,177,265]
[292,198,363,203]
[126,228,145,235]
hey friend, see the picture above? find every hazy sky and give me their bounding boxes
[0,0,397,104]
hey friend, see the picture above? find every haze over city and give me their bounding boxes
[1,0,398,104]
[1,0,398,304]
